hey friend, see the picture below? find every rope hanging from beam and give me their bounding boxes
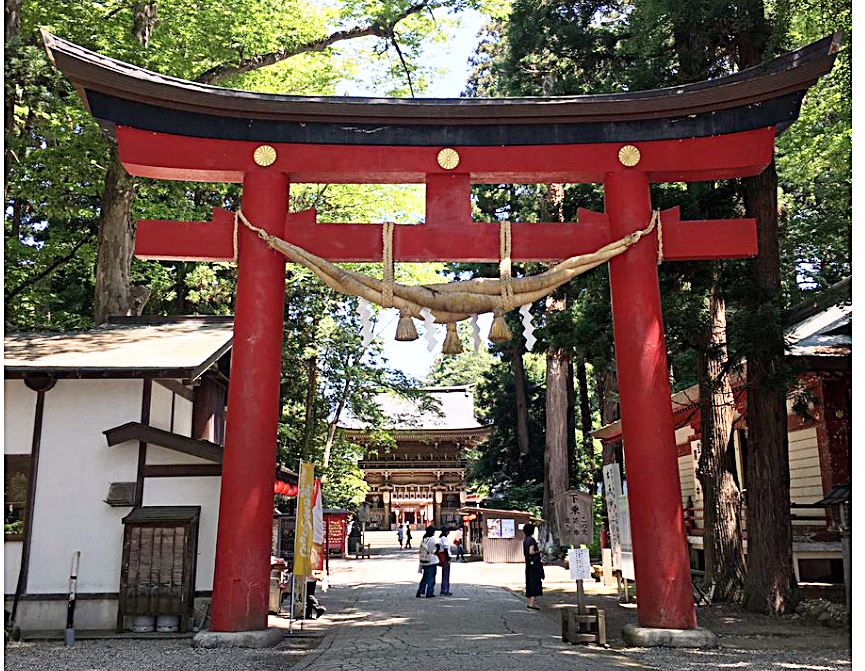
[235,209,661,348]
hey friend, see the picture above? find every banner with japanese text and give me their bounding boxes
[294,462,315,576]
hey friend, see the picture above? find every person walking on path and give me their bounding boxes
[397,525,404,549]
[453,527,466,561]
[453,536,466,561]
[416,526,440,598]
[438,528,453,595]
[522,523,544,610]
[404,524,413,549]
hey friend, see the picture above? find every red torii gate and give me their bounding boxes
[44,32,838,641]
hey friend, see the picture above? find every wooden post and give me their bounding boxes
[576,579,587,615]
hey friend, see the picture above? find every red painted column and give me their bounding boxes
[211,170,288,632]
[605,169,697,630]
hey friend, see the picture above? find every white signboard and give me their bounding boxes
[555,489,594,546]
[602,463,634,580]
[486,518,502,538]
[500,518,515,539]
[568,548,593,581]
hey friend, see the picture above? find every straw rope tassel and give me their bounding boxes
[442,322,463,355]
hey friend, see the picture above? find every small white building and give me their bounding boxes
[4,317,236,633]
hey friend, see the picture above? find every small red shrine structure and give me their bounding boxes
[44,31,839,636]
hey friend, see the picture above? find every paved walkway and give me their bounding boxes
[289,540,648,671]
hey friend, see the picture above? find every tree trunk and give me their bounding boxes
[94,149,137,324]
[4,0,20,42]
[511,346,531,456]
[576,360,594,484]
[566,356,576,486]
[596,367,619,466]
[696,271,746,602]
[323,358,353,470]
[544,348,570,545]
[741,160,797,614]
[302,353,319,458]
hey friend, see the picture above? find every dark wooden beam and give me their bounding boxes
[156,379,194,402]
[144,464,222,477]
[104,422,222,463]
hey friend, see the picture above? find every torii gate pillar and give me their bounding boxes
[606,170,697,630]
[210,170,289,632]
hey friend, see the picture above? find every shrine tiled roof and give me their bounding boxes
[339,385,488,433]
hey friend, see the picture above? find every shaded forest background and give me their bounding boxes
[5,0,850,615]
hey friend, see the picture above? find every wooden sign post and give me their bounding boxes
[562,547,606,646]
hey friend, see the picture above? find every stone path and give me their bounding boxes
[291,542,648,671]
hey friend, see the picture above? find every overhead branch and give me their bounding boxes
[390,34,416,97]
[6,237,90,302]
[195,1,430,85]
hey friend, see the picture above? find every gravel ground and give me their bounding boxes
[621,646,853,671]
[4,637,312,671]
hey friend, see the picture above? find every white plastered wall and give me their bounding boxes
[26,379,143,595]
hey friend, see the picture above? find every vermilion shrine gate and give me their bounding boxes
[44,32,838,638]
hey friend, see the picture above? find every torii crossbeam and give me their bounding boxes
[44,31,839,640]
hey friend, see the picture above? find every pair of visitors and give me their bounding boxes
[437,528,453,595]
[416,526,439,598]
[397,525,404,548]
[523,523,544,610]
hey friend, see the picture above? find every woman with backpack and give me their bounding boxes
[416,526,440,598]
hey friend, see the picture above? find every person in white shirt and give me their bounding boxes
[438,529,453,595]
[416,526,439,598]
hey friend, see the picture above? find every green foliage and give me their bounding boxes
[427,321,495,386]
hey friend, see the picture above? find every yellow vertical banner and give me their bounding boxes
[294,462,315,576]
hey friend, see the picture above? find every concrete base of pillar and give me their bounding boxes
[622,624,718,648]
[192,628,285,649]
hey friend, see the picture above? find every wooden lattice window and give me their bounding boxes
[4,455,31,540]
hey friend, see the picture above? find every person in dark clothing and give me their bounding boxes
[404,524,413,549]
[522,523,544,610]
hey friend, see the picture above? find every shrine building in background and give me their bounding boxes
[339,386,490,530]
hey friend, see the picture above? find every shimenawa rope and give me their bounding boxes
[233,210,661,342]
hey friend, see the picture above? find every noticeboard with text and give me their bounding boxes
[555,489,594,546]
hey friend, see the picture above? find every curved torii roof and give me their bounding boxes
[42,31,840,147]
